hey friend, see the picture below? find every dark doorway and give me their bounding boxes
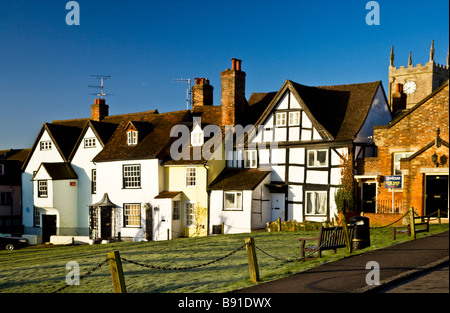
[362,182,376,213]
[145,207,153,241]
[100,208,112,239]
[42,215,57,243]
[425,175,449,217]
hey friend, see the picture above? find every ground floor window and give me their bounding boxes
[306,191,327,215]
[173,201,181,220]
[124,203,141,227]
[224,191,243,211]
[184,202,197,227]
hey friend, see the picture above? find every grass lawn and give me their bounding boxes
[0,223,448,293]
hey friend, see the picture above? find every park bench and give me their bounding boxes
[392,216,430,240]
[298,225,354,261]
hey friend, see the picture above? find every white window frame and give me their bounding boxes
[186,167,197,187]
[393,152,413,175]
[275,112,287,127]
[33,206,41,227]
[289,111,300,126]
[91,169,96,194]
[223,191,243,211]
[124,203,141,227]
[307,149,328,168]
[127,131,138,146]
[244,150,257,168]
[40,141,52,151]
[184,201,197,227]
[84,137,96,148]
[305,191,327,215]
[38,180,48,198]
[123,164,141,188]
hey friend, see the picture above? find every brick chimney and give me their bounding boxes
[192,78,214,107]
[91,98,109,122]
[221,58,247,127]
[391,83,407,115]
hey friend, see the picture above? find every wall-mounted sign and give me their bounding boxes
[385,175,402,189]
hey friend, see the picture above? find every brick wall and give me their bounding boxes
[362,83,449,215]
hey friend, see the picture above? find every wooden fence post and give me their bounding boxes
[341,214,352,254]
[107,250,127,293]
[409,207,416,240]
[245,238,260,283]
[277,217,281,231]
[438,209,441,224]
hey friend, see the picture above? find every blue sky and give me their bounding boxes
[0,0,448,149]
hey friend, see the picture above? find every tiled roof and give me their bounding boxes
[93,110,188,162]
[37,162,78,180]
[154,191,182,199]
[208,168,271,190]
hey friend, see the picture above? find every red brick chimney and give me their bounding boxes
[192,78,214,107]
[391,83,406,115]
[221,58,247,127]
[91,98,109,122]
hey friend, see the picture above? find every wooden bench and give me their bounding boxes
[392,216,430,240]
[298,225,354,261]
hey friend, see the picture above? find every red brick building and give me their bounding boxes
[357,81,449,218]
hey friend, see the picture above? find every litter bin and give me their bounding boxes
[350,216,370,250]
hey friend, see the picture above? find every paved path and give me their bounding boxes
[237,231,449,293]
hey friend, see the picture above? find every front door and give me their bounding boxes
[42,215,56,243]
[362,182,376,213]
[425,175,449,217]
[271,193,285,221]
[100,208,112,239]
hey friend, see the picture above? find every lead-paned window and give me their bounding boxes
[124,203,141,227]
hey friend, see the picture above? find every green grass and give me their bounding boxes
[0,224,448,293]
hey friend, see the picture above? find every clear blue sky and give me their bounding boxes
[0,0,448,149]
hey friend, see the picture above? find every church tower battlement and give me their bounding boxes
[388,40,449,112]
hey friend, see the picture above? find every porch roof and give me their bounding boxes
[208,168,271,191]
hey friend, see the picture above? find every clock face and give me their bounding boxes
[404,81,417,95]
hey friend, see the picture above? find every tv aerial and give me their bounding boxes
[173,78,192,110]
[89,75,113,98]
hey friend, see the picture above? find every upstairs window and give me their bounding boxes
[84,137,96,148]
[127,131,138,146]
[393,152,413,175]
[123,165,141,188]
[289,111,300,126]
[275,112,286,127]
[40,141,52,151]
[186,167,197,187]
[307,149,328,167]
[91,169,97,194]
[38,181,48,198]
[191,129,204,146]
[0,164,4,175]
[0,192,12,205]
[244,150,257,168]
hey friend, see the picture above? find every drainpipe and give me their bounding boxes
[203,162,210,236]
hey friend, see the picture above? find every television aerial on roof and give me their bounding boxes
[89,75,113,99]
[173,78,192,110]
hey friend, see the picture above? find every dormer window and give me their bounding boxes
[127,131,138,145]
[191,120,204,147]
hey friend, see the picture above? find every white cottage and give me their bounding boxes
[218,80,392,224]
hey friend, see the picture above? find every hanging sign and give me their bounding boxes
[385,175,402,189]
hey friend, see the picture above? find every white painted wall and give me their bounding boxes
[95,158,162,241]
[22,129,65,229]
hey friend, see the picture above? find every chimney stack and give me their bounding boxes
[221,58,247,127]
[391,83,406,115]
[91,98,109,122]
[192,78,214,107]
